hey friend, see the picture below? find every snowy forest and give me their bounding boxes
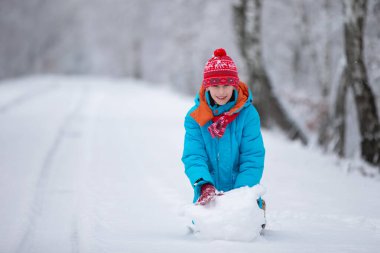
[1,0,379,170]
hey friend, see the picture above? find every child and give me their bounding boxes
[181,48,266,210]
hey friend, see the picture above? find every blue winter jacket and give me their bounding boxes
[182,82,265,203]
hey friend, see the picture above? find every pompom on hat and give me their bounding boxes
[202,48,239,88]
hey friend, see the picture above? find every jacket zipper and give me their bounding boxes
[216,138,220,189]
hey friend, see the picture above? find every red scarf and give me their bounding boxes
[208,112,239,138]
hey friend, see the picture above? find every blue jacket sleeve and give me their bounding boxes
[182,114,214,202]
[234,106,265,188]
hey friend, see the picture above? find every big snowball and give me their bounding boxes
[185,185,266,241]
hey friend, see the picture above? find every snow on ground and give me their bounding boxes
[0,76,380,253]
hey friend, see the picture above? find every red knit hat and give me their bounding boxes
[203,48,239,88]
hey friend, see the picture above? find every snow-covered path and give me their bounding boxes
[0,76,379,253]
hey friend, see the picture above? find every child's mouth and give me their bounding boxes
[217,96,227,100]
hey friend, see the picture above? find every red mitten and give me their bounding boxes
[197,183,216,205]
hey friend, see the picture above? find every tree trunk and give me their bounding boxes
[343,0,380,167]
[318,0,332,149]
[333,66,349,157]
[233,0,308,145]
[318,65,349,157]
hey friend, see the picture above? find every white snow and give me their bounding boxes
[0,76,380,253]
[184,185,266,241]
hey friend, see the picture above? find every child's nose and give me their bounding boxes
[219,86,227,94]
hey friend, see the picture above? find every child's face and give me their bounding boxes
[207,85,235,106]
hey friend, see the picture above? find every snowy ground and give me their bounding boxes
[0,76,380,253]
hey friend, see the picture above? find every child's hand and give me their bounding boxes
[196,183,216,205]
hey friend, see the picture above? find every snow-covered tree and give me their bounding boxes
[233,0,308,144]
[341,0,380,167]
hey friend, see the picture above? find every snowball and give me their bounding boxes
[185,185,266,241]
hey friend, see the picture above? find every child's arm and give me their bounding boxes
[182,115,215,202]
[234,106,265,188]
